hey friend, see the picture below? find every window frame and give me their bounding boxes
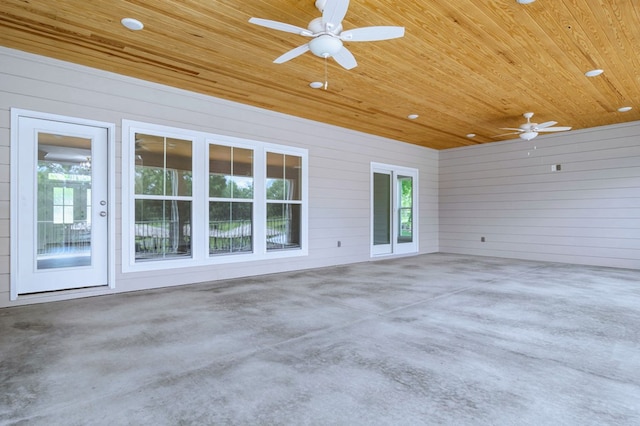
[121,120,308,273]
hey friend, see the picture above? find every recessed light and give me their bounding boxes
[517,0,536,4]
[121,18,144,31]
[466,133,476,138]
[585,69,604,77]
[618,106,632,112]
[407,114,419,120]
[309,82,323,89]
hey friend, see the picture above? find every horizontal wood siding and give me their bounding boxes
[0,47,438,306]
[439,123,640,269]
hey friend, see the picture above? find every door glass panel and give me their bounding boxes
[37,133,92,269]
[373,172,391,245]
[397,175,413,243]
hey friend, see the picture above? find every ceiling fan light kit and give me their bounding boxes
[309,35,343,57]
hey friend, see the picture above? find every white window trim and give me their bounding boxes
[121,120,308,273]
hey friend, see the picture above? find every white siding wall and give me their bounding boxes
[440,122,640,269]
[0,47,439,307]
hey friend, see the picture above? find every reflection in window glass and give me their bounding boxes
[209,202,252,254]
[135,134,192,196]
[209,145,253,199]
[267,152,301,201]
[135,200,192,260]
[267,203,301,250]
[53,187,75,224]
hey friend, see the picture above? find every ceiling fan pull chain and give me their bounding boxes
[324,56,329,90]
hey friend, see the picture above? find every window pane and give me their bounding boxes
[135,133,192,196]
[209,145,253,199]
[267,153,300,201]
[135,166,165,196]
[63,206,74,224]
[233,148,253,199]
[64,187,74,204]
[165,139,192,196]
[53,187,63,205]
[209,201,252,255]
[266,152,284,200]
[53,206,64,225]
[266,203,301,250]
[135,199,192,261]
[285,155,302,201]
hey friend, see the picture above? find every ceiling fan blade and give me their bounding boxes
[249,18,312,36]
[536,121,558,129]
[322,0,350,28]
[273,44,310,64]
[332,46,357,69]
[492,132,520,138]
[537,126,572,132]
[499,127,524,132]
[340,26,405,42]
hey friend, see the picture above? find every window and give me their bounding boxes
[122,120,307,272]
[134,133,193,261]
[53,187,74,224]
[266,152,302,250]
[209,144,254,255]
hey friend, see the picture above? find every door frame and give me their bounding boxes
[370,162,419,257]
[10,108,116,301]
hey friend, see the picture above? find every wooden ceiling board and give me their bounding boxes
[1,0,638,149]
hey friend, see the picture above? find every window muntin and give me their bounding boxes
[134,133,193,261]
[209,144,254,255]
[266,152,302,251]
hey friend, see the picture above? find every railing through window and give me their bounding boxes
[133,218,299,258]
[37,221,91,257]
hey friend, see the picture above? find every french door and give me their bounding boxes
[371,163,418,256]
[11,111,112,297]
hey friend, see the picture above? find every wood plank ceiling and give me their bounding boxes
[1,0,638,149]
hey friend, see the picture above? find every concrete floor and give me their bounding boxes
[1,254,639,425]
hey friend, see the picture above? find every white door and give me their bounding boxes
[371,164,418,256]
[14,115,109,295]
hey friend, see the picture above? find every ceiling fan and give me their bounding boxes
[248,0,405,70]
[495,112,572,141]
